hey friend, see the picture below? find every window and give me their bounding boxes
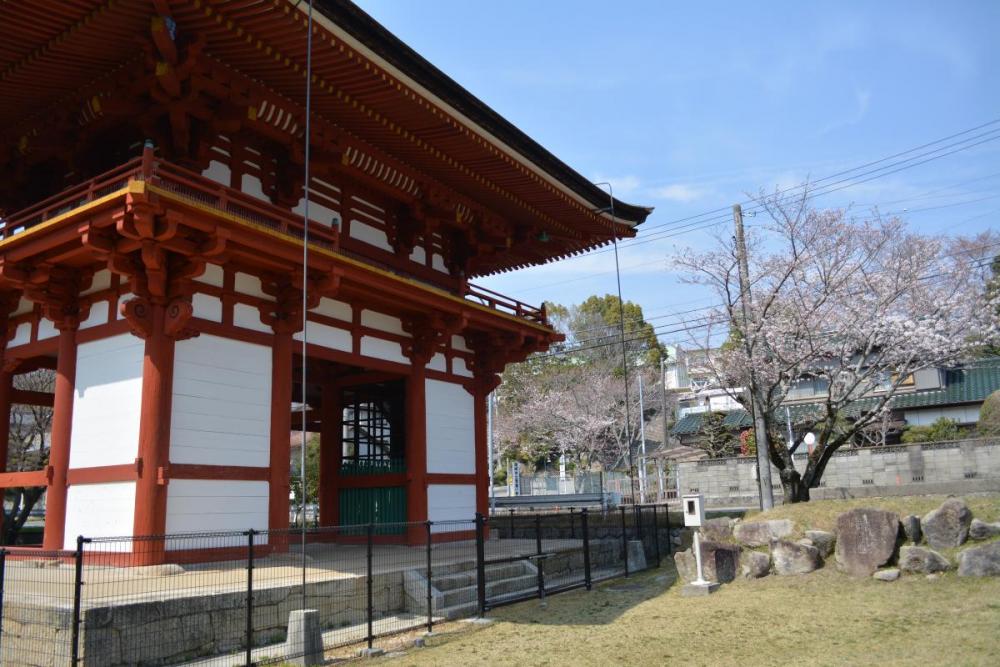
[341,380,406,471]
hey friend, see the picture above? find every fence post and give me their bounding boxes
[581,509,592,591]
[0,548,6,655]
[72,536,85,665]
[425,521,433,633]
[535,514,545,599]
[620,506,629,578]
[366,523,374,650]
[569,508,575,539]
[651,504,661,568]
[664,502,672,555]
[508,508,515,538]
[245,529,254,667]
[634,504,644,542]
[474,513,486,616]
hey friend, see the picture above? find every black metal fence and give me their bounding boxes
[0,505,672,666]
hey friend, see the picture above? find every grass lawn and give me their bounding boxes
[382,495,1000,667]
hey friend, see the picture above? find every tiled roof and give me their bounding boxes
[670,357,1000,436]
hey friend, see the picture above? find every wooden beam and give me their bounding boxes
[10,389,54,407]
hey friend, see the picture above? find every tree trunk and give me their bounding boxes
[777,467,810,503]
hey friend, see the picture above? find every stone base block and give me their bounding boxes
[681,582,720,597]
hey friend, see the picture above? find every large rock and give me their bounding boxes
[742,550,771,579]
[899,546,952,574]
[734,519,793,547]
[958,541,1000,577]
[921,497,972,549]
[969,518,1000,541]
[834,508,900,577]
[771,540,821,575]
[701,517,736,543]
[902,515,922,545]
[805,530,836,558]
[673,540,740,584]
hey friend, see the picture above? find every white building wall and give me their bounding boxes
[165,480,269,545]
[170,335,272,467]
[69,334,145,468]
[904,405,982,426]
[427,484,476,532]
[64,482,137,548]
[426,379,475,474]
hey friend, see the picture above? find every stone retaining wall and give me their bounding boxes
[676,438,1000,507]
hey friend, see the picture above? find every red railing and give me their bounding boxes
[2,152,548,327]
[465,282,546,325]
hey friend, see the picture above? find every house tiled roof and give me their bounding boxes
[670,357,1000,437]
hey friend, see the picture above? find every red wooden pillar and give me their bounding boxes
[405,363,427,542]
[318,380,341,527]
[42,324,78,551]
[269,328,293,542]
[473,386,489,519]
[132,303,176,563]
[0,367,12,507]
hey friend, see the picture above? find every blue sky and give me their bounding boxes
[355,0,1000,346]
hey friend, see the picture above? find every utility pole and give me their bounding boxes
[660,357,669,502]
[733,204,775,510]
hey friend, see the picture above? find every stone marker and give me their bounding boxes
[957,541,1000,577]
[733,519,793,547]
[741,550,771,579]
[901,515,922,545]
[626,540,648,572]
[285,609,324,666]
[805,530,836,558]
[681,581,721,597]
[921,497,972,549]
[969,518,1000,541]
[771,540,821,575]
[701,517,735,543]
[898,546,952,574]
[873,568,900,582]
[834,508,900,577]
[673,540,740,584]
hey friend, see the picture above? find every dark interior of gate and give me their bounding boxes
[292,353,409,536]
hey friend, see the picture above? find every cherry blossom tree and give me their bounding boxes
[676,189,1000,501]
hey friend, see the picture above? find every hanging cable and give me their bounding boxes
[299,0,315,610]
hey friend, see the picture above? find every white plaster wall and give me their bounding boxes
[361,310,406,336]
[234,273,269,300]
[426,379,475,474]
[69,334,145,468]
[116,293,133,319]
[37,318,58,340]
[234,303,271,333]
[9,322,30,347]
[294,322,351,351]
[360,337,409,365]
[316,297,352,322]
[349,219,393,252]
[165,480,269,543]
[451,335,470,352]
[79,302,109,329]
[11,297,32,317]
[171,335,271,466]
[81,269,111,296]
[202,160,232,187]
[428,353,447,373]
[192,293,223,322]
[904,405,982,426]
[292,197,339,227]
[427,484,476,532]
[431,253,448,273]
[64,482,137,548]
[196,263,225,288]
[409,246,426,264]
[241,174,268,202]
[453,357,473,378]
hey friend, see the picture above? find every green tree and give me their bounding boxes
[901,417,962,444]
[978,390,1000,437]
[696,412,739,458]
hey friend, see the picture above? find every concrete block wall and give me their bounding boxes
[676,438,1000,507]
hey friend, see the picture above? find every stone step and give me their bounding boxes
[438,599,479,621]
[438,573,538,608]
[433,562,529,591]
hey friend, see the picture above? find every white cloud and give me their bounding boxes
[650,183,708,203]
[592,174,642,197]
